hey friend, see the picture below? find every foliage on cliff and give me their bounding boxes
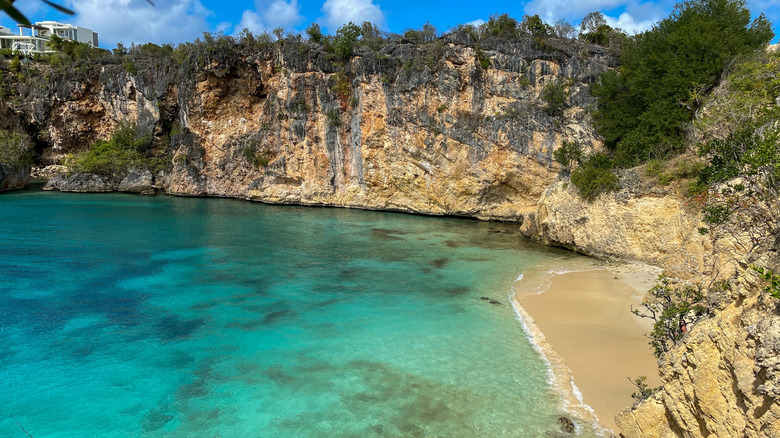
[592,0,773,167]
[695,49,780,255]
[0,130,32,167]
[568,0,774,202]
[64,123,158,177]
[632,276,708,357]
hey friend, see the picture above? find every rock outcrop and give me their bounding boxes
[118,169,155,194]
[615,267,780,438]
[520,174,709,278]
[43,173,118,192]
[5,35,613,220]
[0,163,30,191]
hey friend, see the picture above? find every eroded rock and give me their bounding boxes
[0,163,30,191]
[43,173,118,192]
[119,169,155,194]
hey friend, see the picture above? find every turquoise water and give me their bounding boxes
[1,189,586,437]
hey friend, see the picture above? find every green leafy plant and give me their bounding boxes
[553,140,583,171]
[332,22,362,61]
[541,80,568,117]
[751,266,780,299]
[0,130,32,167]
[591,0,773,167]
[570,153,619,201]
[325,108,342,127]
[65,123,153,176]
[632,276,707,357]
[627,376,661,404]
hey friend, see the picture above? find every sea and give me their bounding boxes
[0,187,599,437]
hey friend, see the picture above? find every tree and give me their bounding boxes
[521,14,550,38]
[592,0,774,167]
[579,11,607,36]
[632,277,707,357]
[305,23,324,44]
[404,22,437,43]
[332,22,362,60]
[553,19,576,39]
[695,50,780,253]
[482,14,519,38]
[553,141,583,171]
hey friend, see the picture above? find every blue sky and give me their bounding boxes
[1,0,778,48]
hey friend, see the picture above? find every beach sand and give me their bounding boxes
[514,266,662,434]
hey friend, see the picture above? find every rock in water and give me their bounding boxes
[43,173,118,192]
[0,163,30,191]
[119,169,155,194]
[558,416,576,434]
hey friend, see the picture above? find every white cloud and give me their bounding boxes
[466,19,486,27]
[524,0,625,23]
[235,10,265,35]
[522,0,670,35]
[604,12,656,34]
[319,0,385,33]
[66,0,213,47]
[234,0,303,36]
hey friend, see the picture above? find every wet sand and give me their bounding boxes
[514,266,662,434]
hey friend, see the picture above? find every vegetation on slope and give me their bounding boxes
[64,123,162,177]
[566,0,774,201]
[0,130,32,167]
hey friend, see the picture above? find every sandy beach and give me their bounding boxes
[513,264,662,434]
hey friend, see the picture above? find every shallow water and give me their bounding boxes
[1,189,595,437]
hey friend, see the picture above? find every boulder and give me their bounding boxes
[0,163,30,191]
[119,169,155,194]
[43,173,118,192]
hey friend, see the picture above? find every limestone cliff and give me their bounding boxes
[2,33,612,220]
[519,170,710,278]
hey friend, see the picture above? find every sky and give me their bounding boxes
[1,0,778,48]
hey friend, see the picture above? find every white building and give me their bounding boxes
[0,21,98,55]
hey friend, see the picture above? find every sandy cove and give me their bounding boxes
[511,261,663,435]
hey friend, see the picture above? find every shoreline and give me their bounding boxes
[510,261,661,435]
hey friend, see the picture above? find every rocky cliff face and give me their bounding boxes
[3,34,612,220]
[520,173,710,278]
[615,259,780,438]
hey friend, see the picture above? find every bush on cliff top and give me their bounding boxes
[592,0,774,167]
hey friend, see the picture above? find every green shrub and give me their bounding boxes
[592,0,773,167]
[752,266,780,300]
[632,276,707,358]
[305,23,324,44]
[330,72,351,100]
[482,14,519,39]
[542,80,567,117]
[325,108,342,127]
[65,123,153,176]
[628,376,661,404]
[332,22,361,60]
[0,130,32,167]
[570,153,619,201]
[553,140,583,170]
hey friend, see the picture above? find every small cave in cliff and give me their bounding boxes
[25,124,53,166]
